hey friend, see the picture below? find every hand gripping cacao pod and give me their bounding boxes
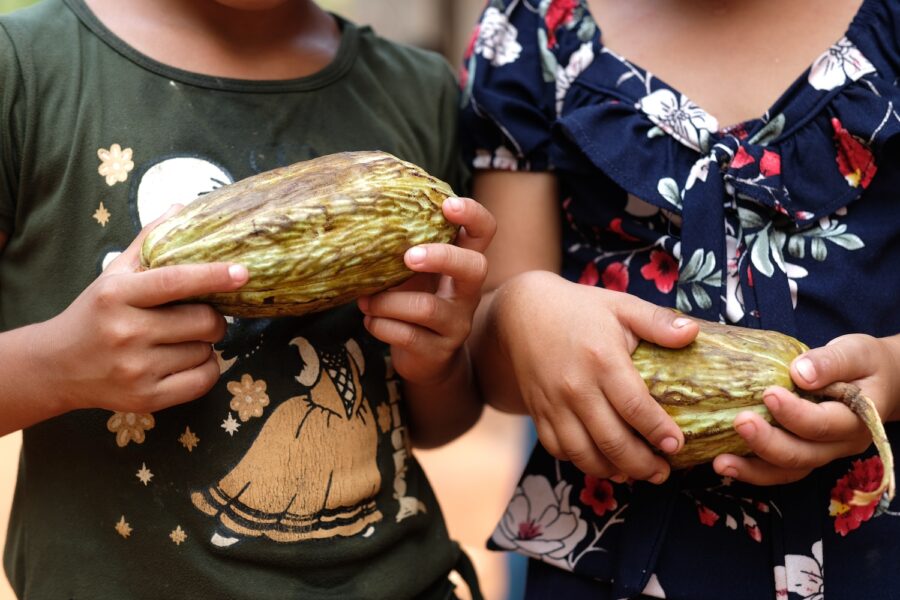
[632,319,895,507]
[140,151,458,317]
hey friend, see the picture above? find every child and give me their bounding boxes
[462,0,900,598]
[0,0,495,598]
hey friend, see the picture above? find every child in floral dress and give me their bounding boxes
[463,0,900,598]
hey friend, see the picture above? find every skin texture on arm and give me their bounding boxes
[469,171,700,483]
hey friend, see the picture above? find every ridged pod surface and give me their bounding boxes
[140,151,458,317]
[632,319,894,506]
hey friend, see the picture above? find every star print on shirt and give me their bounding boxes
[115,516,133,539]
[221,413,240,436]
[93,201,111,226]
[169,526,187,546]
[178,427,199,452]
[136,463,153,486]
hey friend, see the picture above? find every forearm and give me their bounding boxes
[469,286,528,415]
[403,347,484,449]
[0,320,68,436]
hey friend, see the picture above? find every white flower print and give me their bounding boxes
[556,42,595,115]
[808,37,876,91]
[686,154,713,191]
[775,540,824,600]
[491,475,589,570]
[475,7,523,67]
[637,89,719,153]
[492,145,519,170]
[473,149,493,170]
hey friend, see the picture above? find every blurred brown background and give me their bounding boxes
[0,1,533,599]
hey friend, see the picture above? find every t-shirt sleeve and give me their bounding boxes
[458,1,557,173]
[0,24,24,235]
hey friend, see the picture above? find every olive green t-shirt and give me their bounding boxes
[0,1,472,598]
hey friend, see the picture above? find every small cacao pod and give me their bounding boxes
[632,319,894,506]
[140,151,458,317]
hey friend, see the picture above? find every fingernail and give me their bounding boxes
[735,421,756,440]
[228,264,249,283]
[721,466,738,478]
[763,393,780,412]
[794,357,816,383]
[610,473,628,484]
[445,197,462,212]
[407,247,427,264]
[650,472,666,485]
[660,436,679,454]
[672,317,692,329]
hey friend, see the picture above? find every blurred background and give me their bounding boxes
[0,1,535,599]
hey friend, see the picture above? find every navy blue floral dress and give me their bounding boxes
[459,1,900,598]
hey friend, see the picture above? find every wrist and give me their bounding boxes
[22,319,74,417]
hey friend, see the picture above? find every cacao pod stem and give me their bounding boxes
[812,382,895,506]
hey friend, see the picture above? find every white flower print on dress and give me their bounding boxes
[475,7,523,67]
[491,475,589,570]
[492,145,519,170]
[808,37,876,91]
[774,540,824,600]
[555,42,594,115]
[637,89,719,153]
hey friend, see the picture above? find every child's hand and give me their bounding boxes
[36,208,249,415]
[487,273,698,483]
[713,334,900,485]
[357,197,495,385]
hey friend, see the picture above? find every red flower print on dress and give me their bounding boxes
[829,455,883,536]
[580,475,618,517]
[731,146,755,169]
[831,117,877,188]
[608,217,639,241]
[696,503,720,527]
[578,262,599,286]
[759,150,781,177]
[602,262,629,292]
[640,250,678,293]
[545,0,579,48]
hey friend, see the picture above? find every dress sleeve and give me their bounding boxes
[458,1,557,172]
[0,24,25,235]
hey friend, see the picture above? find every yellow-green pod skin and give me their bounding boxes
[632,320,809,469]
[141,151,458,318]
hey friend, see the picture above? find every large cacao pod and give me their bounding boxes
[632,319,894,506]
[140,151,458,317]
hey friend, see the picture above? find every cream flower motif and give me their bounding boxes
[637,89,719,153]
[491,475,588,570]
[475,7,522,67]
[106,411,155,448]
[97,143,135,186]
[555,42,594,115]
[808,37,875,91]
[227,373,270,422]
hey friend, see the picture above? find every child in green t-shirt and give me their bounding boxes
[0,1,493,598]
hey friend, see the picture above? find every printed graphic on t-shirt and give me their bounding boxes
[96,151,425,548]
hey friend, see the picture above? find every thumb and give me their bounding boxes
[618,298,699,350]
[791,334,873,391]
[107,204,184,274]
